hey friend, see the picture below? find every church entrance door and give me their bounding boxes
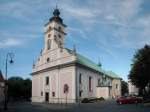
[45,92,49,102]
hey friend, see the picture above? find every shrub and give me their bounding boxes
[81,98,89,103]
[97,97,105,101]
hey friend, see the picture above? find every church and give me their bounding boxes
[31,7,122,103]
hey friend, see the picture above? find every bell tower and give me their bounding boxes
[44,7,67,52]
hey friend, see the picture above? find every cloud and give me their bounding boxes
[59,0,149,50]
[0,38,23,48]
[0,0,149,50]
[68,27,88,39]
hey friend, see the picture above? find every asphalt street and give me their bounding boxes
[0,100,149,112]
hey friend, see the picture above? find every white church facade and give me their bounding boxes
[32,8,122,103]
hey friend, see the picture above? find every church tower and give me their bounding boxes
[44,7,67,52]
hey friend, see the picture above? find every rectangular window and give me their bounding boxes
[79,90,82,97]
[52,92,55,97]
[79,73,82,84]
[98,79,100,86]
[46,77,49,85]
[41,91,43,96]
[89,77,92,92]
[116,84,118,89]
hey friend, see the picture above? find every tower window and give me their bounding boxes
[58,26,61,31]
[49,26,52,30]
[58,34,61,38]
[48,34,51,38]
[47,39,51,50]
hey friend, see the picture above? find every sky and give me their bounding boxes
[0,0,150,81]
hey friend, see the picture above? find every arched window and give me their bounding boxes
[49,26,52,30]
[47,39,51,50]
[47,57,50,63]
[48,34,51,38]
[58,34,61,38]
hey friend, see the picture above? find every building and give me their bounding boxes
[0,70,4,103]
[128,80,139,95]
[31,8,122,103]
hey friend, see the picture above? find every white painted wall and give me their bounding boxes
[76,66,103,99]
[32,66,76,103]
[97,87,110,99]
[128,81,139,95]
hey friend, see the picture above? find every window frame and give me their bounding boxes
[79,73,82,84]
[46,77,49,85]
[98,78,100,86]
[47,39,51,50]
[89,76,92,92]
[116,84,118,89]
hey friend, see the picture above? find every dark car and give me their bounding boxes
[116,96,143,104]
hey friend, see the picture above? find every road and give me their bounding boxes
[0,100,149,112]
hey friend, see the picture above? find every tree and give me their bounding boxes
[128,45,150,96]
[22,79,32,99]
[8,76,31,101]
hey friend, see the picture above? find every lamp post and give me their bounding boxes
[4,53,14,110]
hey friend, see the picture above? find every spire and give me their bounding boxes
[73,44,76,55]
[49,5,63,24]
[53,4,60,17]
[47,5,66,27]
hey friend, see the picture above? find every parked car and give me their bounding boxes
[143,99,150,106]
[116,96,143,104]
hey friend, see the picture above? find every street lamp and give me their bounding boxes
[4,53,14,110]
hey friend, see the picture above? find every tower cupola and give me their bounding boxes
[44,6,67,52]
[49,7,63,24]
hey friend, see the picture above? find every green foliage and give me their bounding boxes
[129,45,150,95]
[81,98,89,103]
[97,97,105,101]
[8,76,31,101]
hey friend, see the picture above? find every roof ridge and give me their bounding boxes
[65,48,121,79]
